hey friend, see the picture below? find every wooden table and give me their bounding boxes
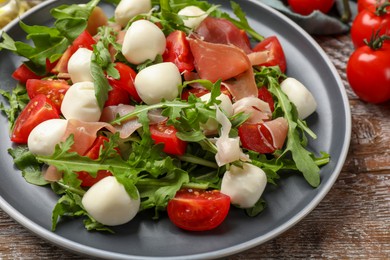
[1,9,389,260]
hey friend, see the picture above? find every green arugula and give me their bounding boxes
[0,84,29,131]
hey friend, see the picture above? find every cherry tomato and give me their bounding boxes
[252,36,287,73]
[287,0,335,15]
[107,62,141,102]
[77,136,113,187]
[150,122,187,156]
[346,41,390,103]
[167,188,230,231]
[358,0,387,12]
[51,30,96,74]
[26,79,70,111]
[350,8,390,48]
[104,85,130,107]
[257,86,275,112]
[163,30,195,73]
[12,64,43,84]
[238,122,275,154]
[11,94,60,143]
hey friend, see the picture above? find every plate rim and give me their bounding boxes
[0,0,352,259]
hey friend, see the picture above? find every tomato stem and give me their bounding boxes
[375,0,390,16]
[341,0,352,23]
[364,30,390,50]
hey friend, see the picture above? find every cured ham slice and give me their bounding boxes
[263,117,288,150]
[188,38,251,82]
[247,51,270,66]
[61,119,116,155]
[233,96,272,124]
[195,17,252,54]
[223,68,258,101]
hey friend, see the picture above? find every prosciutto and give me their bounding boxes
[195,17,252,54]
[263,117,288,150]
[222,68,258,101]
[233,96,272,124]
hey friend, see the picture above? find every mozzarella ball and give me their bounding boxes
[61,81,101,122]
[280,77,318,120]
[221,163,267,208]
[82,176,140,226]
[115,0,152,28]
[27,119,68,156]
[122,20,166,65]
[178,6,207,29]
[134,62,181,104]
[68,48,93,83]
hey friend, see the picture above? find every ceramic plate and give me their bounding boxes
[0,0,351,259]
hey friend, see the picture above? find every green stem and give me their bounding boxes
[177,154,218,169]
[341,0,351,23]
[56,181,86,196]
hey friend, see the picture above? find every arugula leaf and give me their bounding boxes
[0,84,30,131]
[8,146,48,186]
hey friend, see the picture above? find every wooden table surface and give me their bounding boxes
[1,5,390,260]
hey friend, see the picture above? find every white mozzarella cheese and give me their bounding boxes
[67,48,93,83]
[82,176,140,226]
[178,6,207,29]
[60,81,101,122]
[221,163,267,208]
[27,119,68,156]
[280,77,318,120]
[134,62,181,104]
[114,0,152,28]
[122,20,166,65]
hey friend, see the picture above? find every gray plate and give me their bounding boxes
[0,0,351,259]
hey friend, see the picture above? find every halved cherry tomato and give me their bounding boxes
[163,30,194,73]
[350,5,390,48]
[11,94,60,143]
[288,0,335,15]
[150,122,187,156]
[167,188,230,231]
[77,136,113,187]
[238,122,275,154]
[107,62,141,103]
[252,36,287,73]
[257,86,275,112]
[26,79,70,111]
[12,64,43,84]
[104,85,130,107]
[51,30,96,74]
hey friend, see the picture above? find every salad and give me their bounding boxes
[0,0,329,232]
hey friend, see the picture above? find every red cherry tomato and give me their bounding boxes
[104,85,130,107]
[358,0,388,12]
[26,79,70,111]
[77,136,113,187]
[150,122,187,156]
[257,86,275,112]
[238,122,276,154]
[350,8,390,48]
[51,30,96,74]
[12,64,43,84]
[287,0,335,15]
[107,62,141,103]
[252,36,287,73]
[11,94,60,144]
[163,30,194,73]
[346,41,390,103]
[167,188,230,231]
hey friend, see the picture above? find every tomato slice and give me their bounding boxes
[12,64,43,84]
[11,94,60,144]
[257,86,275,112]
[104,85,130,107]
[238,122,275,154]
[167,189,231,231]
[107,62,141,103]
[163,30,194,73]
[77,136,113,187]
[150,122,187,156]
[26,79,70,111]
[51,30,96,74]
[252,36,287,73]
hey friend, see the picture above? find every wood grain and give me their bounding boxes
[1,17,390,260]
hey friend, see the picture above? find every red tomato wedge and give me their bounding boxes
[77,135,113,187]
[288,0,335,15]
[167,189,230,231]
[26,79,70,111]
[104,85,130,107]
[51,30,96,74]
[257,86,275,112]
[12,64,43,84]
[150,122,187,156]
[163,30,194,73]
[107,62,141,103]
[252,36,287,73]
[11,94,60,144]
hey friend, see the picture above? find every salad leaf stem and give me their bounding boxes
[177,154,218,169]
